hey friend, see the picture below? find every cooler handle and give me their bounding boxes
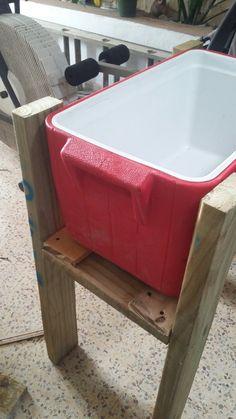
[61,137,154,224]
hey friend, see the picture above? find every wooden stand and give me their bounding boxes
[12,97,236,419]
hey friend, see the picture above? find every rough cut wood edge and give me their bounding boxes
[44,227,91,265]
[153,173,236,419]
[173,39,203,54]
[12,97,78,364]
[0,373,26,417]
[42,249,177,344]
[128,289,177,337]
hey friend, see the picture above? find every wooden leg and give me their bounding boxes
[41,253,78,364]
[153,174,236,419]
[12,97,78,364]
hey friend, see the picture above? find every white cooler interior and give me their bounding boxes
[52,50,236,182]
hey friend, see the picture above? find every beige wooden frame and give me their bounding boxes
[12,97,236,419]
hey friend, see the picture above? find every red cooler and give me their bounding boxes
[46,50,236,296]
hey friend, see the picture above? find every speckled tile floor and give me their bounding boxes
[0,139,236,419]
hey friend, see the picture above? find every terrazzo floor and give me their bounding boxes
[0,139,236,419]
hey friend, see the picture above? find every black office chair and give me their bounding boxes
[207,1,236,53]
[0,0,20,14]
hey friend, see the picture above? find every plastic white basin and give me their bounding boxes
[52,50,236,182]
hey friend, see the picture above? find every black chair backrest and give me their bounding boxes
[208,1,236,53]
[0,0,20,14]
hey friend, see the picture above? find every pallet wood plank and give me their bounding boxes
[43,248,177,344]
[44,227,91,265]
[153,173,236,419]
[129,290,176,337]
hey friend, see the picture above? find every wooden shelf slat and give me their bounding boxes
[44,227,91,265]
[43,231,177,344]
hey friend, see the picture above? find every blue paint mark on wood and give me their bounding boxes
[28,217,35,236]
[36,271,44,287]
[195,234,201,250]
[28,217,34,227]
[23,179,34,201]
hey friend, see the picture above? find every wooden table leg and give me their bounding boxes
[153,174,236,419]
[12,97,78,364]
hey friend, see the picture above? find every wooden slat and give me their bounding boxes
[173,39,203,54]
[43,246,177,344]
[60,27,169,61]
[153,173,236,419]
[0,374,26,418]
[44,227,91,265]
[129,290,176,336]
[0,330,44,346]
[36,19,169,61]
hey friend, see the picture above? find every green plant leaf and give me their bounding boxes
[178,0,188,22]
[200,0,227,24]
[200,0,217,23]
[203,7,229,24]
[177,0,228,25]
[188,0,204,24]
